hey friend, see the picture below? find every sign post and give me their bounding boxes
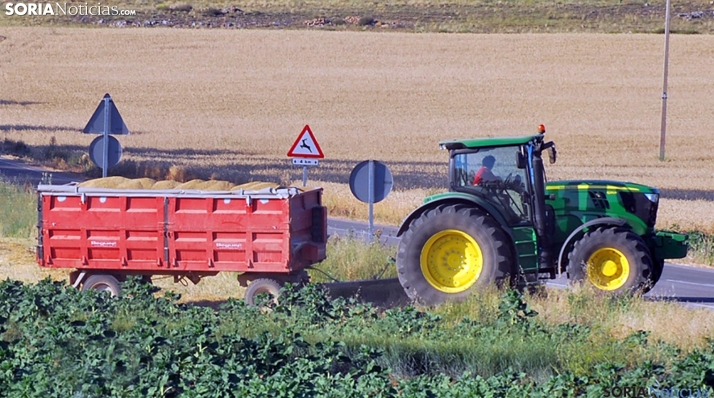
[349,160,393,242]
[367,161,376,239]
[102,95,110,176]
[287,125,324,186]
[83,93,130,176]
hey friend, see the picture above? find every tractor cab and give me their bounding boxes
[443,130,556,239]
[450,144,531,225]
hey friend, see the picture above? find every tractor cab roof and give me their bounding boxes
[440,134,543,150]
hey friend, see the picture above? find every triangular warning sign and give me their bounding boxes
[287,125,324,158]
[83,93,130,135]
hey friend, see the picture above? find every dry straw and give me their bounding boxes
[77,177,279,191]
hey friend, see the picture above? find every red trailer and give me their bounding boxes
[36,184,327,303]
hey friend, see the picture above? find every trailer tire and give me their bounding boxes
[567,227,654,295]
[397,204,515,306]
[244,278,282,306]
[82,274,121,297]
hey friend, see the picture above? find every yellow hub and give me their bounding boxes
[586,247,630,291]
[420,229,483,293]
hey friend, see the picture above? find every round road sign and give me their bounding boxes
[349,160,393,204]
[89,135,123,170]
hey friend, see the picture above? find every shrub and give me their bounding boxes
[202,7,225,17]
[2,138,31,157]
[358,16,376,26]
[168,3,192,12]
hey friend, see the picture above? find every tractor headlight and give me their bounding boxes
[644,193,659,203]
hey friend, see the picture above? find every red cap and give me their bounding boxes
[537,124,546,134]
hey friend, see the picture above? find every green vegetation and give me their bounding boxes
[0,277,712,396]
[683,230,714,265]
[0,179,36,239]
[1,0,713,33]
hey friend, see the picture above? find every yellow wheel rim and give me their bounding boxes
[586,247,630,291]
[420,229,483,293]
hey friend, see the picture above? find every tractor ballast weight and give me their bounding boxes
[396,128,688,305]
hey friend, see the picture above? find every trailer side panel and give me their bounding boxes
[37,187,327,276]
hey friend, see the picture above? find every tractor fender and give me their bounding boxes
[557,217,628,274]
[396,195,510,237]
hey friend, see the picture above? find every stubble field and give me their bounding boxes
[1,28,714,231]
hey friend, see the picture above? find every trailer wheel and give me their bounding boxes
[567,227,654,295]
[82,274,121,297]
[244,278,282,306]
[397,205,515,306]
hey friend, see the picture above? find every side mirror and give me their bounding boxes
[547,146,557,164]
[516,152,526,169]
[543,142,557,164]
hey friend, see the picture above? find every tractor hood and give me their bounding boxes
[545,180,660,233]
[545,180,659,195]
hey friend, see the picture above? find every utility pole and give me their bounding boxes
[659,0,672,161]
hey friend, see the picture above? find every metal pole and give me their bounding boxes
[302,166,307,187]
[659,0,672,161]
[368,160,374,242]
[102,96,110,177]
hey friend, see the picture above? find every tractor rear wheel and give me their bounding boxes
[567,227,655,294]
[397,205,515,306]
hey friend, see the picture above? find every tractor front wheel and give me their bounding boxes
[567,227,655,294]
[397,205,515,306]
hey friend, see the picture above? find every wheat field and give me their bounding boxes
[1,28,714,230]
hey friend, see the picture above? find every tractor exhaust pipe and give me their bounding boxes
[531,153,553,267]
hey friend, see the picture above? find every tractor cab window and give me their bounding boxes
[452,147,529,223]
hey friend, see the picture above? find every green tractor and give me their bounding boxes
[396,126,688,305]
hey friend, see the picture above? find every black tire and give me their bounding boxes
[244,278,282,306]
[567,227,655,295]
[82,274,121,297]
[650,259,664,286]
[396,204,515,306]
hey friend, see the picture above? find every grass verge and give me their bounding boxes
[0,178,36,239]
[308,233,397,283]
[222,282,714,389]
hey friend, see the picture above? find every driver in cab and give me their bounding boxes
[472,155,501,186]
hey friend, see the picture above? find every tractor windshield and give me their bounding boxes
[452,146,529,223]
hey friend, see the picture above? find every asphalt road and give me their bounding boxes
[0,157,84,186]
[3,156,714,309]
